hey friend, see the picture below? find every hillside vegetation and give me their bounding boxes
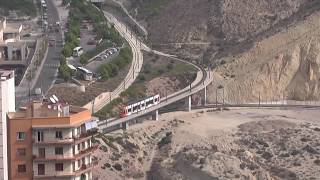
[120,0,320,102]
[0,0,37,16]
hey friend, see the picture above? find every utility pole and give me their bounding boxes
[215,88,218,107]
[223,88,225,106]
[258,91,261,108]
[166,87,168,102]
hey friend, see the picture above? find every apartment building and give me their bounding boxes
[0,70,15,180]
[7,100,99,180]
[0,17,28,64]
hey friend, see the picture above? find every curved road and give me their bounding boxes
[98,11,213,130]
[88,9,144,112]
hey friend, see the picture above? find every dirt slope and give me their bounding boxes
[124,0,320,60]
[208,11,320,103]
[93,108,320,180]
[119,0,320,102]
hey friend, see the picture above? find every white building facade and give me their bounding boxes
[0,70,15,180]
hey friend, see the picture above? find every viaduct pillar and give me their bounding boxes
[204,86,207,106]
[187,95,192,112]
[121,121,129,130]
[152,110,159,121]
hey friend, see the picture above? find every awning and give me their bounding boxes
[91,120,98,129]
[85,120,98,131]
[85,122,92,131]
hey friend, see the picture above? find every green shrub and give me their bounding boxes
[98,47,132,80]
[138,75,146,81]
[167,63,173,70]
[0,0,36,17]
[157,69,165,75]
[62,43,73,57]
[79,54,88,65]
[58,64,72,81]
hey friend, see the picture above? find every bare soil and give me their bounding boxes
[92,107,320,180]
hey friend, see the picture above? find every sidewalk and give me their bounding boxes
[16,39,49,97]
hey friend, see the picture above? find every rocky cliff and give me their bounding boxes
[208,11,320,103]
[120,0,320,102]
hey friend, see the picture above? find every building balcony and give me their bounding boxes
[32,130,98,145]
[74,129,98,140]
[74,145,99,160]
[75,161,98,176]
[33,154,74,161]
[33,172,74,179]
[33,145,99,161]
[33,138,74,145]
[33,161,98,179]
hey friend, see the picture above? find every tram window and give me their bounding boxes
[146,100,152,106]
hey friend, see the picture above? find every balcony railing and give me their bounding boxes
[74,161,98,176]
[74,145,99,159]
[33,172,74,179]
[33,145,99,161]
[32,138,74,145]
[33,154,74,161]
[33,162,98,179]
[73,129,98,140]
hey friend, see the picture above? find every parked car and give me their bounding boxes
[34,88,42,95]
[49,39,56,47]
[94,56,103,61]
[22,33,32,37]
[87,39,96,45]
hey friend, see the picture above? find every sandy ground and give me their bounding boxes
[92,107,320,180]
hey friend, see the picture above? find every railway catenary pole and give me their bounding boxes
[215,88,218,107]
[258,91,261,108]
[223,88,225,106]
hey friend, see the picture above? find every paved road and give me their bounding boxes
[16,0,63,106]
[33,0,62,93]
[84,7,144,113]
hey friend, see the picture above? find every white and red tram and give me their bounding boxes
[120,94,160,117]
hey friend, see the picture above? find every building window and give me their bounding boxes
[37,131,44,142]
[39,148,46,157]
[38,164,45,175]
[17,132,26,141]
[77,144,80,151]
[78,160,81,168]
[87,139,91,148]
[16,148,26,156]
[82,142,85,149]
[17,164,26,173]
[55,131,63,139]
[55,163,64,171]
[55,147,63,155]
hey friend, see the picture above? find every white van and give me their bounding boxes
[73,47,84,57]
[77,67,93,81]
